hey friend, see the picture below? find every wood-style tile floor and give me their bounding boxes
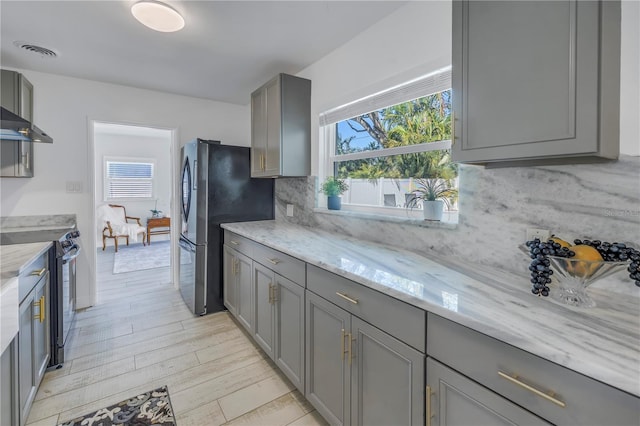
[25,243,327,426]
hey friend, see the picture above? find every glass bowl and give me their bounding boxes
[546,256,628,307]
[521,245,628,308]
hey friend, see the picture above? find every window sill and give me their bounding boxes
[313,207,458,230]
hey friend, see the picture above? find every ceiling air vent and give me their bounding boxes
[13,41,58,58]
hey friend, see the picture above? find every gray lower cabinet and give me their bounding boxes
[253,262,305,393]
[305,291,425,426]
[1,339,19,426]
[452,0,620,165]
[222,245,238,315]
[427,358,549,426]
[18,271,49,426]
[234,252,254,333]
[253,262,276,358]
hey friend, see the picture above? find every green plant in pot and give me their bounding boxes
[406,178,458,221]
[405,150,458,220]
[320,176,349,210]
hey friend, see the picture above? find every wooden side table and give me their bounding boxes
[146,217,170,245]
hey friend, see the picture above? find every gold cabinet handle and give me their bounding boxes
[348,333,354,365]
[451,111,456,146]
[267,258,280,265]
[31,268,46,277]
[498,371,566,408]
[426,385,433,426]
[268,283,273,304]
[271,284,278,303]
[229,240,239,246]
[33,295,45,323]
[233,259,240,275]
[336,292,358,304]
[340,328,346,360]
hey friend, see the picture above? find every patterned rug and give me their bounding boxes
[57,386,175,426]
[113,240,191,274]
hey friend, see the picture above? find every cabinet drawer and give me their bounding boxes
[18,252,48,304]
[427,313,639,426]
[307,265,425,352]
[224,231,256,258]
[253,243,305,286]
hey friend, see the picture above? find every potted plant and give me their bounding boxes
[320,176,349,210]
[406,178,458,221]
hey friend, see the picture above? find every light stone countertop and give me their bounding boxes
[0,242,52,289]
[222,220,640,398]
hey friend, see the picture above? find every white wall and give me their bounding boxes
[620,0,640,156]
[94,129,172,246]
[0,70,250,309]
[297,1,453,176]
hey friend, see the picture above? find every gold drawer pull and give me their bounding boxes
[498,371,566,408]
[336,292,358,304]
[340,328,346,360]
[267,258,280,265]
[31,268,46,277]
[229,240,239,246]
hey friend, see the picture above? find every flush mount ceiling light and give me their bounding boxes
[131,0,185,33]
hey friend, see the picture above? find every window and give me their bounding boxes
[320,67,458,222]
[104,158,155,200]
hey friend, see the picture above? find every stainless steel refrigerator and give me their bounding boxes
[179,139,274,315]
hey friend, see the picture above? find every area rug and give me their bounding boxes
[57,386,175,426]
[113,240,190,274]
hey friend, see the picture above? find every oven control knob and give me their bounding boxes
[61,240,74,249]
[69,230,81,239]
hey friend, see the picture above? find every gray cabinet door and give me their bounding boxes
[235,252,254,333]
[1,70,34,178]
[274,274,304,393]
[1,339,19,426]
[222,246,237,315]
[32,273,50,385]
[18,289,36,426]
[452,0,620,164]
[264,77,281,175]
[305,291,351,426]
[350,317,425,426]
[253,262,275,359]
[427,358,549,426]
[251,88,267,176]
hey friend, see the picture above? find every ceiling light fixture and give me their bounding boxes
[131,1,185,33]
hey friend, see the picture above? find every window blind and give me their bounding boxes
[105,161,154,199]
[319,67,452,126]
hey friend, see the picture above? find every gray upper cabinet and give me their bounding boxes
[451,0,621,165]
[1,69,34,178]
[251,73,311,177]
[427,358,549,426]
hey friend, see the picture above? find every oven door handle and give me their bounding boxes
[62,244,82,263]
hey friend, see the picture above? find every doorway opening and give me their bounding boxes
[92,122,175,304]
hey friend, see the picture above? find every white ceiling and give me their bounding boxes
[0,1,406,105]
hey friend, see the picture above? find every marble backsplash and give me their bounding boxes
[275,155,640,294]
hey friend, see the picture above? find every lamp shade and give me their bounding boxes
[131,1,185,33]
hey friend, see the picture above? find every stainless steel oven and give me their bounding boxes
[52,234,80,366]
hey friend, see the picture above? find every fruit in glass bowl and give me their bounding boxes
[523,237,637,308]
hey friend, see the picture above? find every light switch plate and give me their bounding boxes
[286,204,294,217]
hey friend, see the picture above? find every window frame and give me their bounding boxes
[319,67,456,220]
[103,156,156,202]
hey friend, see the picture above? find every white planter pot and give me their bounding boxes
[423,200,444,221]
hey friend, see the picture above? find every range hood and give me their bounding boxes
[0,106,53,143]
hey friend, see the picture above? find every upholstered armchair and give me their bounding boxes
[99,204,146,252]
